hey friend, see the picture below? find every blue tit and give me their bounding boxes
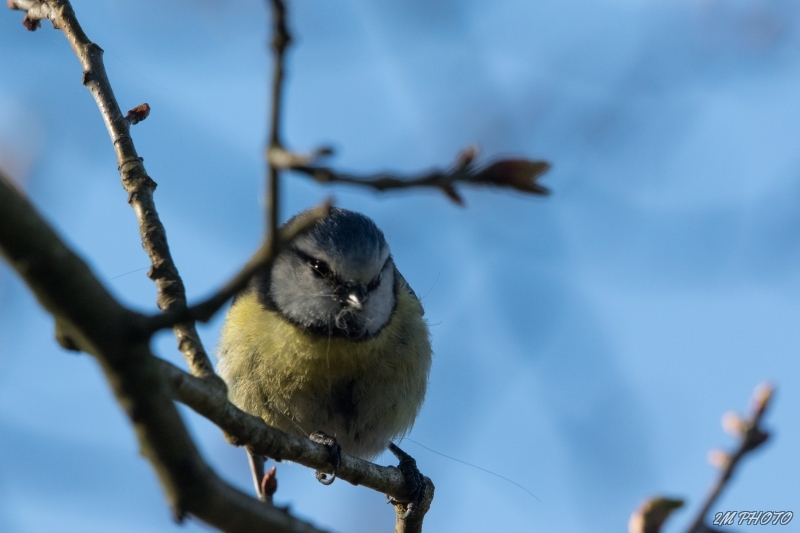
[216,207,432,497]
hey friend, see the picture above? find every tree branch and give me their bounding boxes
[685,383,774,533]
[9,0,221,382]
[628,383,776,533]
[2,165,429,530]
[0,171,326,533]
[9,1,445,529]
[269,145,551,205]
[266,0,291,247]
[393,481,435,533]
[159,357,432,505]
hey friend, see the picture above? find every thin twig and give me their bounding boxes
[261,4,438,529]
[270,145,551,205]
[8,0,221,382]
[266,0,291,249]
[685,383,774,533]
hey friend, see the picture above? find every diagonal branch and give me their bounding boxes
[0,171,326,533]
[685,383,775,533]
[159,358,432,505]
[9,1,441,530]
[628,383,776,533]
[1,168,430,529]
[9,0,220,383]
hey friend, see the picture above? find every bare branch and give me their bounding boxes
[8,0,220,382]
[159,357,432,504]
[628,498,685,533]
[0,173,146,349]
[628,383,776,533]
[0,171,326,533]
[270,145,551,205]
[685,383,775,533]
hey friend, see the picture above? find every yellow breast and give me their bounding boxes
[216,281,432,459]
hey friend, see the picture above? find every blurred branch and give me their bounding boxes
[628,383,775,533]
[629,498,685,533]
[9,0,221,383]
[270,145,551,205]
[685,383,775,533]
[6,0,558,531]
[9,1,436,529]
[1,164,429,530]
[0,170,326,533]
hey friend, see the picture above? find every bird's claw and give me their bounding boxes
[310,430,341,485]
[388,443,426,520]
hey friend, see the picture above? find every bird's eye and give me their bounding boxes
[367,272,382,292]
[310,259,330,278]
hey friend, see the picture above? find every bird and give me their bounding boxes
[216,207,432,512]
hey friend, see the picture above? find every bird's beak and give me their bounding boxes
[346,285,367,310]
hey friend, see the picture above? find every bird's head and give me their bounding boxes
[258,207,396,339]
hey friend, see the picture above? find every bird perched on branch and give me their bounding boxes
[217,207,431,514]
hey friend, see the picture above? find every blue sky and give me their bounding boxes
[1,0,799,532]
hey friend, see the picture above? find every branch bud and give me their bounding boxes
[125,103,150,125]
[721,411,745,436]
[750,382,774,418]
[707,448,729,469]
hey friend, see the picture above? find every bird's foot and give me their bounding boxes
[388,442,426,520]
[310,430,342,485]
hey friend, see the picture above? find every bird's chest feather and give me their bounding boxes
[220,289,429,410]
[217,287,430,459]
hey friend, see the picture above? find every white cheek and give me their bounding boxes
[271,260,340,326]
[363,268,396,335]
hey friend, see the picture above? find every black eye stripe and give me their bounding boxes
[293,249,332,279]
[292,249,391,290]
[367,256,392,292]
[367,273,382,292]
